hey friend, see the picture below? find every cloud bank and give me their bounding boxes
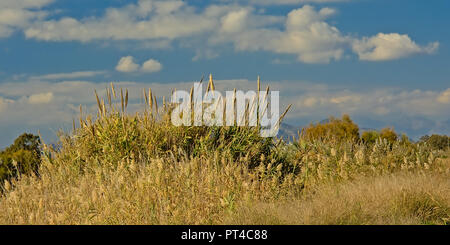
[0,0,434,63]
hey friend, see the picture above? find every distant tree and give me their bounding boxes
[419,135,430,142]
[302,114,360,142]
[420,134,450,150]
[399,133,412,146]
[379,127,398,144]
[0,133,41,183]
[361,130,380,145]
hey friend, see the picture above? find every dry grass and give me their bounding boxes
[226,170,450,225]
[0,154,302,225]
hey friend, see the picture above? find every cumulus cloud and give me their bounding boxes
[437,88,450,104]
[116,56,163,73]
[141,59,163,73]
[0,0,52,38]
[24,0,216,42]
[220,9,249,33]
[116,56,140,73]
[0,0,54,9]
[16,1,437,63]
[28,92,53,104]
[212,5,347,63]
[0,96,14,112]
[352,33,439,61]
[219,0,350,4]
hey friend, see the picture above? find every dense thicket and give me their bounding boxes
[0,133,41,184]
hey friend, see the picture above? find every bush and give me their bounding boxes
[0,133,41,183]
[420,134,450,150]
[50,85,288,172]
[302,114,360,143]
[379,127,398,144]
[361,130,380,145]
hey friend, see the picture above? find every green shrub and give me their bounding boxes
[0,133,41,184]
[361,130,380,145]
[379,127,398,144]
[420,134,450,150]
[302,114,360,143]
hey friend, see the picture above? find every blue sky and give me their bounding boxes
[0,0,449,147]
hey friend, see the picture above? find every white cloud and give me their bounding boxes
[116,56,140,73]
[116,56,163,73]
[141,59,163,73]
[213,5,347,63]
[0,0,52,38]
[220,9,249,33]
[24,0,217,42]
[437,88,450,104]
[0,96,14,112]
[0,0,54,9]
[352,33,439,61]
[28,92,53,104]
[219,0,350,5]
[30,70,107,80]
[286,87,450,121]
[2,0,439,63]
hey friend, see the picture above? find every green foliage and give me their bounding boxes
[0,133,41,183]
[302,114,360,143]
[420,134,450,150]
[379,127,398,144]
[52,86,288,175]
[361,130,380,145]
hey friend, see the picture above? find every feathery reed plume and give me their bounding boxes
[243,101,250,126]
[120,88,124,113]
[125,89,129,110]
[107,87,112,108]
[154,95,158,116]
[189,85,194,113]
[208,73,215,93]
[260,86,270,119]
[101,98,106,117]
[276,104,292,128]
[111,82,116,99]
[143,88,148,107]
[79,105,83,127]
[163,96,166,111]
[94,90,101,112]
[149,88,153,109]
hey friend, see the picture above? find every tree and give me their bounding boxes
[420,134,450,150]
[0,133,41,183]
[361,130,380,145]
[302,114,360,142]
[379,127,398,144]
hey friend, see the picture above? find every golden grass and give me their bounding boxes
[226,170,450,225]
[0,155,301,225]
